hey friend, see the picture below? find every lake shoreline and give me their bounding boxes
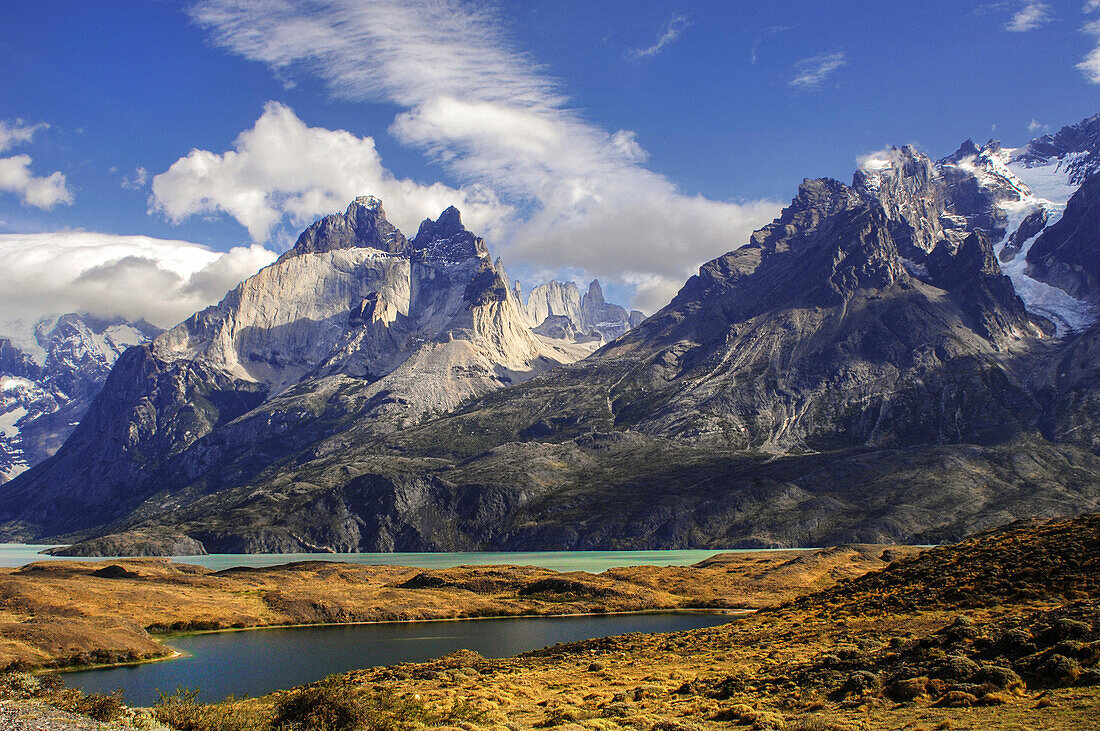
[1,544,923,675]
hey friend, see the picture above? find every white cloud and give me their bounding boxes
[0,121,45,154]
[1028,119,1047,133]
[1079,19,1100,83]
[185,0,781,312]
[629,14,691,59]
[151,101,510,243]
[0,232,276,330]
[790,52,847,89]
[1087,1,1100,12]
[0,119,73,209]
[0,155,73,209]
[1006,1,1050,31]
[121,165,148,190]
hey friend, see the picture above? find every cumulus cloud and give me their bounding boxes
[1028,119,1047,133]
[789,52,847,89]
[629,14,691,59]
[1005,1,1050,31]
[0,232,276,332]
[151,101,510,243]
[185,0,780,312]
[0,120,73,209]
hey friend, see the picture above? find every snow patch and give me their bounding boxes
[0,376,36,392]
[994,198,1095,335]
[1006,151,1081,206]
[0,406,27,438]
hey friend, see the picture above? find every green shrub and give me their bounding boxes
[272,683,429,731]
[154,688,267,731]
[69,690,127,723]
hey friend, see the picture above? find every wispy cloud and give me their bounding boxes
[0,120,46,154]
[629,14,690,59]
[789,52,847,89]
[1028,119,1047,133]
[120,166,148,191]
[0,120,72,209]
[750,25,795,65]
[182,0,780,312]
[1006,1,1051,31]
[1079,20,1100,82]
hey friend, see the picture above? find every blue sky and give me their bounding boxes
[1,0,1099,322]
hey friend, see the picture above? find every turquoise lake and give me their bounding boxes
[0,544,809,572]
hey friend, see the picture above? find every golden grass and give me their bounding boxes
[0,544,917,671]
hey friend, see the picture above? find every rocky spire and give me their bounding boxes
[410,206,489,262]
[285,196,407,260]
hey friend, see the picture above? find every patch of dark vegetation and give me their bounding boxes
[784,602,1100,708]
[90,564,141,579]
[146,618,225,633]
[2,648,151,673]
[153,675,486,731]
[519,577,620,598]
[787,513,1100,616]
[0,671,132,725]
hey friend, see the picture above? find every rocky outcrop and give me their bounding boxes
[284,195,407,258]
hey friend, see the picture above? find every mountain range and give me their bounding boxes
[4,114,1100,555]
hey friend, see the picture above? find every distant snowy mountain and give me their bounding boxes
[854,122,1100,335]
[0,314,161,481]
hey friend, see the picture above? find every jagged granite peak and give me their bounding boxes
[580,279,633,341]
[585,279,605,306]
[410,205,489,262]
[40,153,1100,555]
[525,279,636,343]
[854,140,1030,260]
[283,195,407,260]
[17,120,1100,556]
[526,281,583,330]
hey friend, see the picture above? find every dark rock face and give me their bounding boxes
[1001,208,1049,262]
[286,196,407,259]
[1026,175,1100,301]
[0,344,266,537]
[411,205,488,262]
